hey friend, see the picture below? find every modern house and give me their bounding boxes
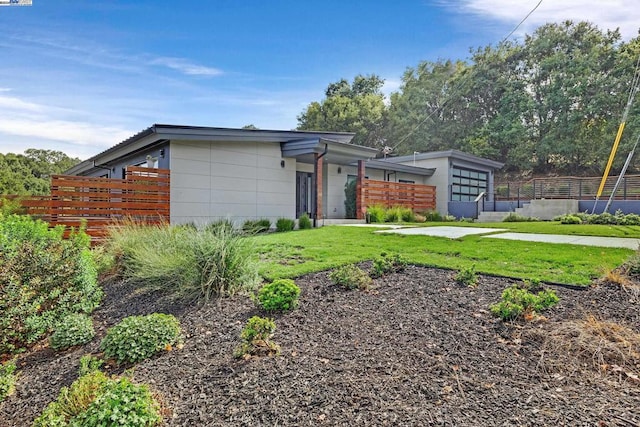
[66,124,503,225]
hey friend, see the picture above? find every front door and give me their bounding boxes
[296,172,313,218]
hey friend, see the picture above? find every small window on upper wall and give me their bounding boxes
[399,179,415,184]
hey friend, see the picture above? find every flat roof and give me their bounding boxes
[384,149,504,169]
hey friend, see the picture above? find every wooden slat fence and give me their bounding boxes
[363,179,436,211]
[3,166,170,242]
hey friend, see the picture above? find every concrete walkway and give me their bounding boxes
[370,225,640,250]
[484,232,640,250]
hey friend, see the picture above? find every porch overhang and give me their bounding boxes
[359,159,436,176]
[281,138,378,164]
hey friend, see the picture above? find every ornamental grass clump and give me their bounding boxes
[276,218,295,232]
[100,313,181,365]
[106,221,260,301]
[298,213,312,229]
[234,316,280,358]
[257,279,301,312]
[330,264,372,290]
[49,313,96,351]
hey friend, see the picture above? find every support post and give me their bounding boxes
[313,153,323,224]
[356,160,365,220]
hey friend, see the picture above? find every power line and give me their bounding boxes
[390,0,544,151]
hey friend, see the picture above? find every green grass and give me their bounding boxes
[252,225,634,286]
[419,221,640,238]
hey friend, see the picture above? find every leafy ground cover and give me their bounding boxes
[2,266,639,426]
[253,225,633,285]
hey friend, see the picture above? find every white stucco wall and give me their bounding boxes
[170,140,296,225]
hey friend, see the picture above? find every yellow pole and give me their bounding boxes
[596,122,626,198]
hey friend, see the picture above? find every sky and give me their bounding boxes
[1,0,639,160]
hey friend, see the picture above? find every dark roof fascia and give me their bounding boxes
[281,138,378,161]
[359,159,435,176]
[385,149,504,169]
[66,124,358,175]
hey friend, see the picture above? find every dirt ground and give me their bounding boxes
[2,265,640,426]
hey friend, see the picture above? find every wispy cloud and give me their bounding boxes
[152,57,223,76]
[446,0,640,40]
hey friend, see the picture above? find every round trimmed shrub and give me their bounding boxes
[100,313,181,365]
[50,313,96,351]
[257,279,301,311]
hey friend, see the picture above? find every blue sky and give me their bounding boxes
[1,0,639,160]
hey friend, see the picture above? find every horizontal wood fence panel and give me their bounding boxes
[6,167,170,243]
[363,179,436,211]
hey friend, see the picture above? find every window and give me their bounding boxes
[451,166,488,202]
[399,179,415,184]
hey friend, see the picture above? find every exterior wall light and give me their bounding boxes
[281,160,285,168]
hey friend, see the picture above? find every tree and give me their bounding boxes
[0,149,80,195]
[297,74,387,148]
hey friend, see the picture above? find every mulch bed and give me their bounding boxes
[2,265,640,426]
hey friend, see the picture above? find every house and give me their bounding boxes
[66,124,503,224]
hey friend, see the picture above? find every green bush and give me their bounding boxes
[257,279,301,311]
[366,205,386,223]
[0,359,17,403]
[33,371,161,427]
[72,377,161,427]
[0,214,101,355]
[234,316,280,358]
[106,222,260,301]
[455,265,478,287]
[371,252,407,278]
[275,218,295,232]
[557,214,582,224]
[49,314,95,351]
[503,213,539,222]
[205,219,235,233]
[330,264,372,290]
[100,313,181,365]
[385,206,414,222]
[490,283,559,321]
[298,213,312,230]
[423,210,443,222]
[242,218,271,234]
[78,354,104,377]
[344,179,357,219]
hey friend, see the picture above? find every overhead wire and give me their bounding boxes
[388,0,544,152]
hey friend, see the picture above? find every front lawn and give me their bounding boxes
[253,225,634,285]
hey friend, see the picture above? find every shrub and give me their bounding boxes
[298,213,312,230]
[234,316,280,358]
[205,219,235,233]
[423,210,443,222]
[490,283,559,321]
[49,314,96,351]
[100,313,181,365]
[33,371,161,427]
[503,213,539,222]
[344,179,357,219]
[558,214,582,224]
[366,205,386,223]
[0,214,101,355]
[330,264,372,290]
[78,354,104,376]
[371,252,407,278]
[455,265,478,287]
[0,359,17,403]
[275,218,295,232]
[257,279,301,312]
[72,376,161,427]
[242,218,271,234]
[400,207,415,222]
[106,222,260,301]
[385,206,402,222]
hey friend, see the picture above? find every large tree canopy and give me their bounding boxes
[0,149,80,195]
[297,74,387,148]
[299,21,640,176]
